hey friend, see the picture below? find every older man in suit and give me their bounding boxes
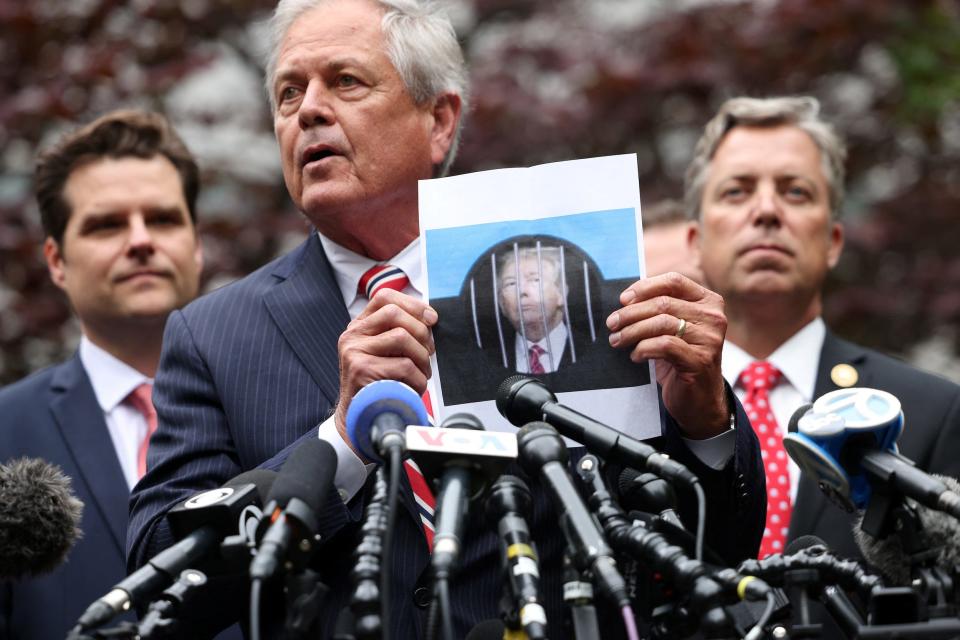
[0,111,206,639]
[686,95,960,577]
[128,1,765,638]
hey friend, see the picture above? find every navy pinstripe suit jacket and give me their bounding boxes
[127,233,765,638]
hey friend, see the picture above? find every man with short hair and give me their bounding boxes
[128,1,765,637]
[642,198,703,283]
[0,110,205,639]
[686,96,960,561]
[497,247,569,373]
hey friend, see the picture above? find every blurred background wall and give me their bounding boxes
[1,0,958,385]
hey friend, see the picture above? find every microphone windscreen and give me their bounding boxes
[225,468,277,503]
[855,474,960,585]
[465,618,505,640]
[784,534,827,556]
[267,439,338,512]
[0,457,83,579]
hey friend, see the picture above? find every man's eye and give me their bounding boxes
[84,219,123,233]
[786,186,812,201]
[280,86,301,102]
[721,187,745,199]
[338,75,359,87]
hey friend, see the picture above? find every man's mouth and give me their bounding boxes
[116,270,168,283]
[302,145,341,168]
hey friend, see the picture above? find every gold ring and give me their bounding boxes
[675,318,687,339]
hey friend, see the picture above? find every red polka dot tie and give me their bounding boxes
[126,383,158,480]
[358,264,437,549]
[739,361,791,558]
[528,344,546,374]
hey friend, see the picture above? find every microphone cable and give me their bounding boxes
[350,467,390,640]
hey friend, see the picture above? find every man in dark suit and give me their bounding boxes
[685,94,960,589]
[0,111,206,639]
[127,1,765,637]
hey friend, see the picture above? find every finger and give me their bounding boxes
[626,334,699,367]
[343,353,430,396]
[608,314,690,349]
[342,327,433,379]
[607,297,709,335]
[620,271,712,305]
[351,301,436,354]
[357,288,438,327]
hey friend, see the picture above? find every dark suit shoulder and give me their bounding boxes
[0,360,75,443]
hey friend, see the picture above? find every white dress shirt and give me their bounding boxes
[512,322,568,373]
[79,336,152,490]
[316,232,737,501]
[721,317,827,503]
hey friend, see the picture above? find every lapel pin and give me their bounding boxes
[830,363,859,388]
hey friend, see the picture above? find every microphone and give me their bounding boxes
[485,475,547,640]
[464,619,506,640]
[783,388,960,518]
[0,457,83,580]
[73,468,273,633]
[617,467,684,529]
[407,413,517,579]
[346,379,430,463]
[515,421,629,608]
[497,375,698,486]
[854,474,960,586]
[250,438,337,580]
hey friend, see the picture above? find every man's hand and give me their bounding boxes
[334,289,438,450]
[606,272,729,439]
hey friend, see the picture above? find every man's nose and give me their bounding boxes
[299,81,335,128]
[126,215,155,259]
[752,183,782,228]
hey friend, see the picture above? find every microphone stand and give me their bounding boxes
[563,550,601,640]
[348,467,391,640]
[137,569,208,639]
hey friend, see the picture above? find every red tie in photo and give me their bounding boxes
[739,361,791,558]
[358,264,436,549]
[126,382,158,479]
[528,344,546,374]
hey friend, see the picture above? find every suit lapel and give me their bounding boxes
[49,356,129,554]
[263,233,351,407]
[790,331,870,540]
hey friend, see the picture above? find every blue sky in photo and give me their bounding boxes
[425,208,639,298]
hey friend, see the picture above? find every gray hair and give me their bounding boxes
[263,0,470,176]
[497,247,564,290]
[683,96,847,220]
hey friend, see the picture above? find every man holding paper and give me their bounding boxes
[128,0,764,637]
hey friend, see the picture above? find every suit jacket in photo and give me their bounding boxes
[0,356,132,640]
[127,232,765,639]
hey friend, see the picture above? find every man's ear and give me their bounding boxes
[826,221,844,269]
[44,237,68,291]
[686,221,703,269]
[428,92,462,168]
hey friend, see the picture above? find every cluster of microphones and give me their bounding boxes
[5,379,960,639]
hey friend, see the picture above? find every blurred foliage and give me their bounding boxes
[1,0,958,385]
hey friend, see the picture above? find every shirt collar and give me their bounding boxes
[317,231,422,307]
[722,317,825,402]
[515,321,569,354]
[78,335,152,412]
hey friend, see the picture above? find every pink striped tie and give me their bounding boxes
[126,383,157,479]
[358,264,436,549]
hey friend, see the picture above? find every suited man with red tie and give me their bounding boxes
[0,110,206,639]
[128,1,766,637]
[685,96,960,563]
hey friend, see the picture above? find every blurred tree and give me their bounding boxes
[1,0,957,384]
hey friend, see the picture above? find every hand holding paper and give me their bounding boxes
[606,272,729,439]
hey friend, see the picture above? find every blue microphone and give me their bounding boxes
[345,380,431,462]
[783,388,960,519]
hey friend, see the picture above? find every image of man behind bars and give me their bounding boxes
[432,234,650,406]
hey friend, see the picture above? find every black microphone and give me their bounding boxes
[250,438,337,580]
[73,468,273,633]
[497,375,698,486]
[617,467,684,529]
[485,475,547,640]
[516,421,629,607]
[464,619,506,640]
[0,457,83,580]
[855,474,960,586]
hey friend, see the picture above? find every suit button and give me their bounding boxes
[413,586,432,608]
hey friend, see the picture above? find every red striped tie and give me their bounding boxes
[358,264,437,549]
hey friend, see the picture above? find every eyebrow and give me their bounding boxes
[274,56,370,88]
